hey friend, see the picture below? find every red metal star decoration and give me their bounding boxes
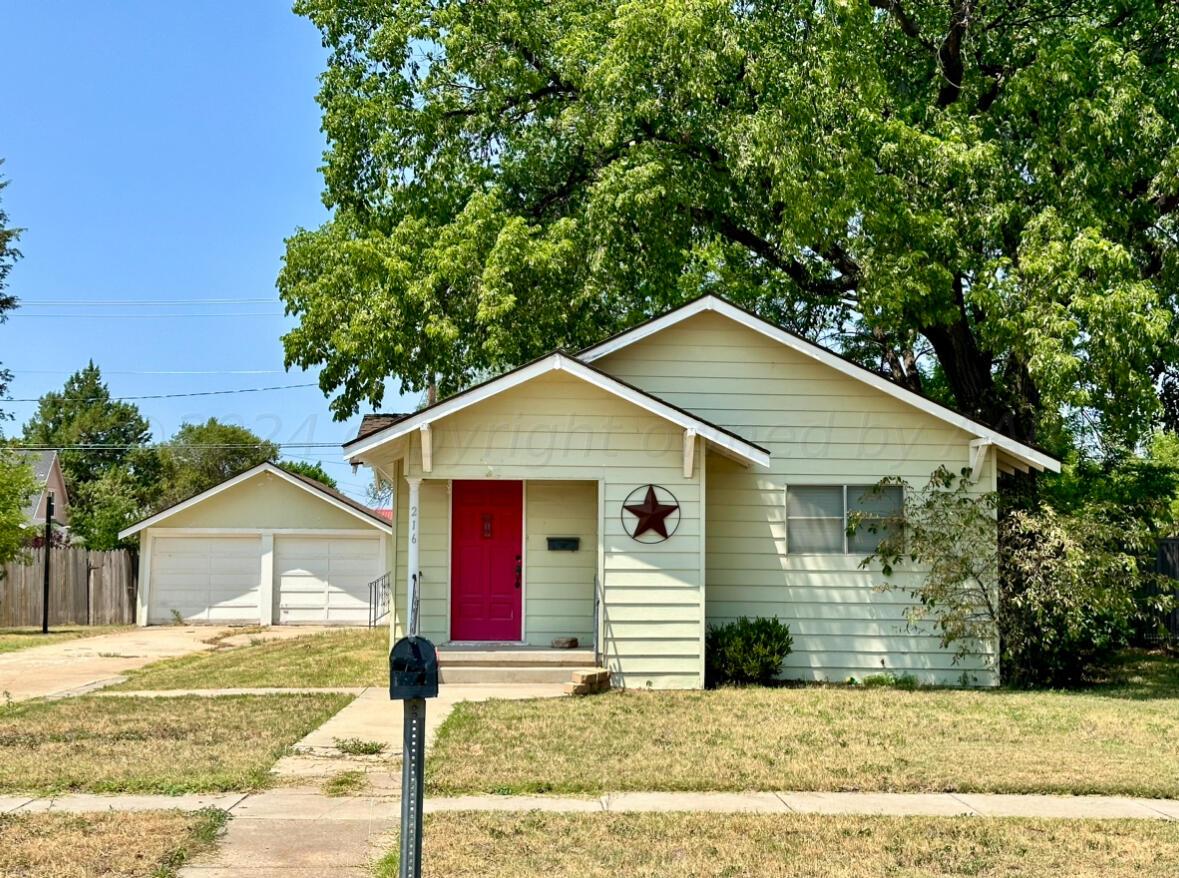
[624,485,679,539]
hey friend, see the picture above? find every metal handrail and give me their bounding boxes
[368,572,391,628]
[592,572,601,667]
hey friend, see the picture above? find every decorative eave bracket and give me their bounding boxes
[419,424,433,474]
[683,428,697,479]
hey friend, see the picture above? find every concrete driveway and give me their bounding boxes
[0,626,237,700]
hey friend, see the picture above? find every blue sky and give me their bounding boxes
[0,1,409,501]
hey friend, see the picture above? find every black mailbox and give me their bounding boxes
[389,636,439,700]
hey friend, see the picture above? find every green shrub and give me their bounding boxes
[860,672,921,690]
[999,507,1166,687]
[705,617,793,687]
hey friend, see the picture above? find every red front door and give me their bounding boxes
[451,480,523,641]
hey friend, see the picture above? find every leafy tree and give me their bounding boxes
[70,466,148,551]
[1148,432,1179,531]
[0,161,21,418]
[279,459,338,489]
[282,0,1179,454]
[854,468,1001,668]
[23,362,152,488]
[0,450,37,566]
[1000,506,1169,687]
[157,419,279,508]
[859,467,1175,686]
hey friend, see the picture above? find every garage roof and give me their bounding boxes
[118,462,390,538]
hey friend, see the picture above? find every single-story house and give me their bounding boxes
[347,294,1059,689]
[119,463,390,626]
[21,450,70,529]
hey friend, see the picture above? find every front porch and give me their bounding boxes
[345,364,769,689]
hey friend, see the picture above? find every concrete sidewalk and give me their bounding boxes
[5,788,1179,821]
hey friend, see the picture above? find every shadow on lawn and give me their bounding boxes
[1078,648,1179,700]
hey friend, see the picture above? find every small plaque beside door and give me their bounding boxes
[546,536,580,551]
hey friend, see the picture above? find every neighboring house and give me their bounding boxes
[21,450,70,529]
[118,463,390,626]
[346,294,1059,689]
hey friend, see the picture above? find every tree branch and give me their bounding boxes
[936,0,974,107]
[869,0,934,50]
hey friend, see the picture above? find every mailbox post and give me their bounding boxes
[390,635,438,878]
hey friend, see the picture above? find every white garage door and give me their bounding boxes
[274,536,382,625]
[149,536,262,624]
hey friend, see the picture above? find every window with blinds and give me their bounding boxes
[786,484,903,554]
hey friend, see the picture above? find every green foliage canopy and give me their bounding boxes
[0,451,37,566]
[22,362,152,488]
[157,419,279,508]
[21,364,158,549]
[278,459,339,489]
[282,0,1179,453]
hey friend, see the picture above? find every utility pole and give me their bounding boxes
[41,492,54,634]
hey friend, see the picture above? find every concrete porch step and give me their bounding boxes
[438,665,595,684]
[436,648,595,668]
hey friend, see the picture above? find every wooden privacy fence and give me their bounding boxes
[0,548,136,627]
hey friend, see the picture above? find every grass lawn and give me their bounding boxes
[0,694,350,794]
[376,812,1179,878]
[109,628,387,690]
[0,626,127,655]
[428,651,1179,798]
[0,808,225,878]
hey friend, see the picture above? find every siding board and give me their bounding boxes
[597,310,998,686]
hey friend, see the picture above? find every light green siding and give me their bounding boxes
[525,481,597,646]
[371,371,706,689]
[163,471,374,531]
[596,311,998,686]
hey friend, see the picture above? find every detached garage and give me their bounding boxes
[119,463,390,626]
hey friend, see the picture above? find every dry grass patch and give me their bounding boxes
[377,812,1179,878]
[0,627,127,655]
[0,694,350,794]
[110,628,386,690]
[0,808,225,878]
[428,672,1179,797]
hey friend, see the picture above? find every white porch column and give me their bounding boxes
[406,476,422,636]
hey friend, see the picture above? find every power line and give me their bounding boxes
[16,297,276,306]
[10,442,345,450]
[6,382,317,402]
[10,312,285,319]
[10,368,287,376]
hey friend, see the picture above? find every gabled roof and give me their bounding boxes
[20,450,69,523]
[578,294,1060,473]
[118,462,390,538]
[356,413,410,442]
[344,351,771,468]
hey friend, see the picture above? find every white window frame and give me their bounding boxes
[786,483,903,556]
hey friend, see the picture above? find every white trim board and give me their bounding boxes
[118,462,392,538]
[344,352,771,469]
[578,295,1060,473]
